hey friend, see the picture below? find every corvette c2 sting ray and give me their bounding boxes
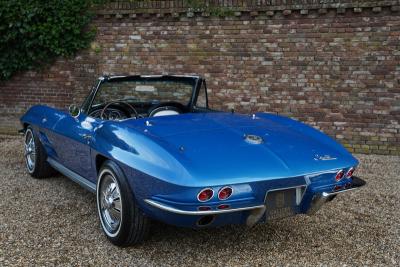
[20,75,366,246]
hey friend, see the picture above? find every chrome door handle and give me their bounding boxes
[82,134,92,139]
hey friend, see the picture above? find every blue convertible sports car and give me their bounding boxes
[20,75,366,246]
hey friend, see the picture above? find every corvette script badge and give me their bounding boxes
[314,154,337,161]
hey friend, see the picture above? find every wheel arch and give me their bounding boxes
[95,155,153,212]
[95,155,138,198]
[95,154,109,175]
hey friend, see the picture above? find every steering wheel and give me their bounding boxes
[148,102,185,117]
[100,100,138,120]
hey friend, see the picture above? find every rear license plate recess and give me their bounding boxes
[264,186,305,220]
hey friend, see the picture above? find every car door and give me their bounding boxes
[51,112,100,179]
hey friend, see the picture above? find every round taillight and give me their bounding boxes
[335,170,344,182]
[218,186,233,200]
[334,185,342,191]
[197,188,214,202]
[346,167,355,178]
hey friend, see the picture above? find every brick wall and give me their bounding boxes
[0,0,399,155]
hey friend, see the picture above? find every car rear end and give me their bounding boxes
[139,167,365,228]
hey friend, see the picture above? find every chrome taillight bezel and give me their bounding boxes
[346,167,355,179]
[335,170,345,182]
[197,188,214,202]
[218,186,233,200]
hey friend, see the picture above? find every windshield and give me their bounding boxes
[92,77,197,106]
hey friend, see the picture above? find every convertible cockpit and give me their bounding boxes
[81,75,208,121]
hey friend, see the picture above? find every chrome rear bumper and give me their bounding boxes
[144,176,366,223]
[307,176,366,215]
[144,199,265,216]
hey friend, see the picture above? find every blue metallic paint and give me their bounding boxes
[21,102,362,228]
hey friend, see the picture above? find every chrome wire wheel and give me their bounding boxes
[24,129,36,173]
[97,170,122,237]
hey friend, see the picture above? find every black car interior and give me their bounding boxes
[84,75,205,120]
[88,100,189,120]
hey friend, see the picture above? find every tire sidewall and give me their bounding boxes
[24,127,37,174]
[96,160,135,244]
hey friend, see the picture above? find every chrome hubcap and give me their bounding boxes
[24,130,36,172]
[99,174,122,235]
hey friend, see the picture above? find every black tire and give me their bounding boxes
[24,126,56,178]
[96,160,150,246]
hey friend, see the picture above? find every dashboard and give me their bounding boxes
[89,108,129,120]
[88,101,186,121]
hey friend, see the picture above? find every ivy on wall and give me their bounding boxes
[0,0,98,80]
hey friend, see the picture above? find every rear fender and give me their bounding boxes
[255,112,355,157]
[91,122,193,187]
[20,105,67,158]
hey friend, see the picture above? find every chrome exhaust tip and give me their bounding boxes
[246,206,266,227]
[196,215,215,227]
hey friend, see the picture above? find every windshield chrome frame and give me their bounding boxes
[81,75,203,115]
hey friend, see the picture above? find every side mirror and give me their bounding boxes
[69,104,80,118]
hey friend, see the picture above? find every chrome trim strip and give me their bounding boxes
[321,186,359,198]
[47,158,96,193]
[144,199,265,215]
[169,74,201,78]
[109,75,129,79]
[307,176,366,215]
[140,75,163,78]
[108,74,201,79]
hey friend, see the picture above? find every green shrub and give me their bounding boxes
[0,0,96,80]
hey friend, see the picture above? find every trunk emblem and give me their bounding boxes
[314,154,337,161]
[244,134,263,144]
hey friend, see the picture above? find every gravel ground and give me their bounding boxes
[0,135,399,266]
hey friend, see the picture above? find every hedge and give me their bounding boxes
[0,0,97,80]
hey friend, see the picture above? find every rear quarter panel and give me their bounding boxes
[20,105,68,159]
[91,121,192,185]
